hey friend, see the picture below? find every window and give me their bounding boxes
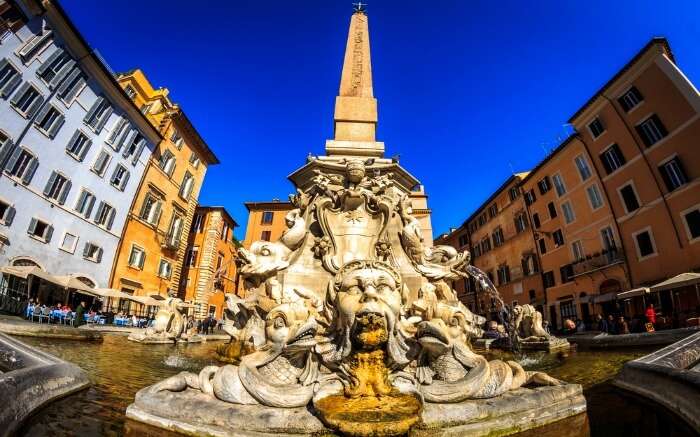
[552,174,566,196]
[10,82,43,118]
[5,147,38,184]
[458,234,469,247]
[633,229,656,259]
[509,186,519,201]
[524,189,536,205]
[600,144,626,174]
[34,104,64,138]
[36,49,71,85]
[158,149,176,176]
[532,213,541,229]
[92,150,110,176]
[574,155,592,181]
[170,130,184,149]
[537,176,551,195]
[488,203,498,219]
[0,198,15,226]
[497,265,510,285]
[472,244,481,258]
[552,229,564,247]
[128,245,146,269]
[560,300,577,319]
[27,218,52,242]
[542,271,555,288]
[166,214,184,247]
[636,114,668,147]
[107,118,129,149]
[18,28,53,63]
[261,211,274,224]
[124,85,136,99]
[601,227,617,251]
[560,264,574,283]
[683,207,700,241]
[619,184,640,213]
[57,67,85,104]
[186,247,199,267]
[191,213,203,233]
[658,157,688,192]
[59,232,77,253]
[123,133,147,165]
[83,242,102,263]
[514,213,528,233]
[0,59,21,98]
[43,171,70,204]
[561,201,575,224]
[538,238,547,254]
[572,240,584,261]
[587,184,604,210]
[74,189,96,218]
[521,254,538,275]
[179,171,194,199]
[84,96,113,134]
[546,201,557,219]
[44,171,71,205]
[140,103,151,114]
[110,164,130,191]
[588,117,605,138]
[216,253,224,271]
[94,201,115,230]
[492,227,504,247]
[189,152,200,168]
[157,259,172,279]
[65,130,91,161]
[481,237,491,253]
[478,214,487,226]
[261,230,271,241]
[618,86,644,112]
[140,194,162,225]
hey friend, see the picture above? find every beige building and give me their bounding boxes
[180,206,238,319]
[438,38,700,328]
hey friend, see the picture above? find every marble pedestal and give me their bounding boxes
[126,384,586,437]
[0,332,90,436]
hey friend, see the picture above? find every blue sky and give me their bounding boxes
[61,0,700,239]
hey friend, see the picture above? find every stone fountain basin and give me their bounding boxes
[0,332,90,436]
[126,383,586,436]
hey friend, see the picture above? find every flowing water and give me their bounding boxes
[13,334,698,437]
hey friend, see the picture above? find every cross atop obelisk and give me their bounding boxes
[326,5,384,157]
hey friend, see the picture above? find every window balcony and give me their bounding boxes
[571,248,625,277]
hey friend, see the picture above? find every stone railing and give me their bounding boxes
[572,248,624,277]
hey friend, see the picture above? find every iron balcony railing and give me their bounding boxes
[571,248,625,277]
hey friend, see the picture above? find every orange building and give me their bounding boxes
[180,206,239,319]
[438,37,700,328]
[435,173,545,317]
[242,200,294,247]
[108,70,218,310]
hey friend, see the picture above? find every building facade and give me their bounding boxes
[437,38,700,328]
[0,0,159,289]
[180,206,238,319]
[108,69,218,302]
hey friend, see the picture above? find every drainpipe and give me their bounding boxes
[600,94,684,249]
[575,133,635,289]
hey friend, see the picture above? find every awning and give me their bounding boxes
[649,273,700,293]
[617,287,650,300]
[1,266,97,294]
[592,291,617,303]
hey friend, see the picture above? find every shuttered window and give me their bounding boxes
[43,171,71,204]
[34,104,64,138]
[65,130,92,161]
[0,58,22,98]
[84,96,113,134]
[74,189,96,218]
[10,82,43,118]
[5,147,37,184]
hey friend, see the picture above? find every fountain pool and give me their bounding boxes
[12,334,697,437]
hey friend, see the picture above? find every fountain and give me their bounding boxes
[126,7,585,436]
[128,296,203,344]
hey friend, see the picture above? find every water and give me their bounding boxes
[13,335,697,437]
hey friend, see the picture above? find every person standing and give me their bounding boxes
[645,303,657,332]
[596,314,608,334]
[74,301,86,327]
[618,316,630,334]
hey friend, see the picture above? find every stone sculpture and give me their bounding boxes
[512,304,570,351]
[128,297,201,344]
[131,159,568,436]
